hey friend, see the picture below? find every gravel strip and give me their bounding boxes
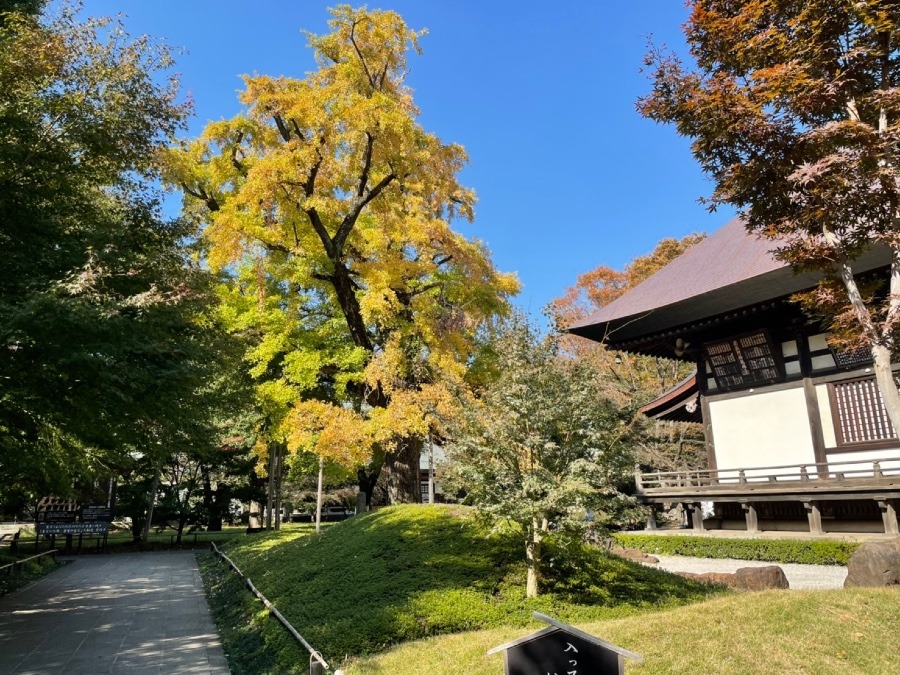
[647,555,847,590]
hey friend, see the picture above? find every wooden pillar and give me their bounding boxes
[804,500,823,535]
[741,502,759,533]
[684,502,705,532]
[877,499,899,535]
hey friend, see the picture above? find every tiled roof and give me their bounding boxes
[567,217,889,349]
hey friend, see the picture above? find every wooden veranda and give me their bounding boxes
[635,456,900,535]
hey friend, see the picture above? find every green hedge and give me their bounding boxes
[612,533,859,566]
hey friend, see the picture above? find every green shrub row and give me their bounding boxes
[612,533,859,565]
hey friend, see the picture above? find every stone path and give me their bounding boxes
[648,554,848,589]
[0,552,229,674]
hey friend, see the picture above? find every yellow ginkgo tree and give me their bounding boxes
[162,5,518,502]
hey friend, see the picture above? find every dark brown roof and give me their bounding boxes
[568,217,890,349]
[638,373,701,423]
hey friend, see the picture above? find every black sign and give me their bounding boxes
[703,329,784,390]
[37,521,109,535]
[81,505,113,522]
[505,629,621,675]
[39,510,77,523]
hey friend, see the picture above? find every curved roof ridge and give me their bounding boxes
[569,216,783,330]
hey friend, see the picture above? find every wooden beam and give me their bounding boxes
[803,377,828,467]
[699,392,718,473]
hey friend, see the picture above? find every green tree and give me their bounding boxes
[0,3,238,512]
[163,5,518,503]
[445,317,637,598]
[640,0,900,431]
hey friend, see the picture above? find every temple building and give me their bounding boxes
[568,217,900,535]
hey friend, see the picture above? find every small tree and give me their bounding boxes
[551,235,708,472]
[446,317,637,598]
[640,1,900,431]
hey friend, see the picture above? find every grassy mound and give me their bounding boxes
[203,505,720,670]
[345,588,900,674]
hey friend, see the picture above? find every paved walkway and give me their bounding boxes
[0,552,229,674]
[647,555,848,589]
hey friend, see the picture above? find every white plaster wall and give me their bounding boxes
[709,387,816,475]
[826,450,900,475]
[815,384,836,448]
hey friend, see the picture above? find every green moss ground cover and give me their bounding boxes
[201,505,721,671]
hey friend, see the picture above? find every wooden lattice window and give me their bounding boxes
[829,376,897,447]
[703,329,784,391]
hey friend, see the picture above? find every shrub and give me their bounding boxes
[612,534,858,565]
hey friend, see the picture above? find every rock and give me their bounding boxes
[733,565,789,591]
[677,571,734,586]
[609,545,659,564]
[844,537,900,588]
[676,566,789,591]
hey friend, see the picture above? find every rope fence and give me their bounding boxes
[210,542,340,675]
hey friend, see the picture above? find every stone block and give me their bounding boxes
[844,537,900,588]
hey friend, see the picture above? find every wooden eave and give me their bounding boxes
[638,373,701,423]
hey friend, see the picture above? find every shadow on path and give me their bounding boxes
[0,552,228,675]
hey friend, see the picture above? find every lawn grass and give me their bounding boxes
[203,504,721,671]
[345,588,900,674]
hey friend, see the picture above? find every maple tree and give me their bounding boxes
[163,5,517,503]
[551,235,707,471]
[640,0,900,431]
[446,317,636,598]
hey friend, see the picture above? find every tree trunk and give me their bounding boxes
[315,455,324,534]
[141,461,161,545]
[357,467,380,510]
[525,521,542,599]
[384,436,422,504]
[266,444,276,530]
[871,343,900,434]
[274,444,284,531]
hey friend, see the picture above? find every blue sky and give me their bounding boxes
[81,1,735,316]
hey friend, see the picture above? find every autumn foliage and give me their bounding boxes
[162,6,517,502]
[640,0,900,430]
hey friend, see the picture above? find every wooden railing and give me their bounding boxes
[0,549,57,576]
[636,457,900,494]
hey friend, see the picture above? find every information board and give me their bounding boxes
[81,505,113,522]
[37,521,110,535]
[703,329,783,390]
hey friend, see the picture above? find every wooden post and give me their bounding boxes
[877,499,899,535]
[873,462,883,479]
[741,503,759,533]
[800,466,809,482]
[738,470,746,485]
[633,466,643,493]
[804,501,823,535]
[689,502,705,532]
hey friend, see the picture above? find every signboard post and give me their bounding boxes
[488,612,642,675]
